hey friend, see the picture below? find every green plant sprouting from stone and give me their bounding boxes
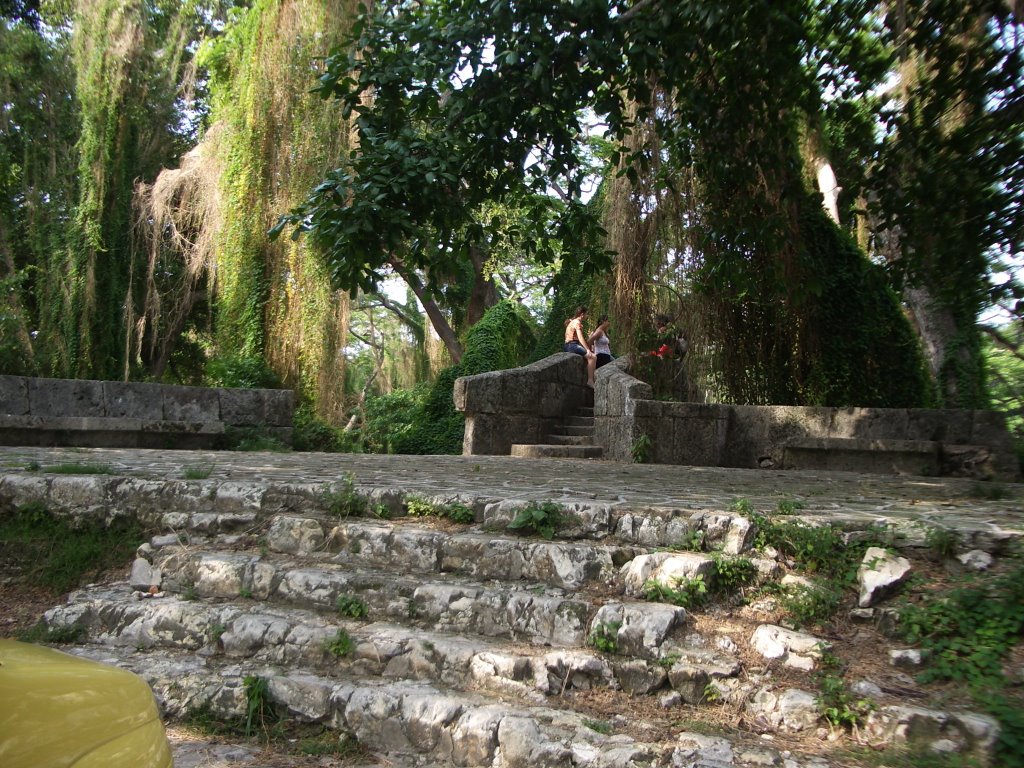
[324,629,355,658]
[814,649,873,729]
[630,433,652,464]
[643,575,708,608]
[587,621,621,655]
[336,595,369,620]
[405,496,475,524]
[508,501,566,540]
[323,474,369,518]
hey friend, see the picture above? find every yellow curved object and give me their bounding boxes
[0,639,173,768]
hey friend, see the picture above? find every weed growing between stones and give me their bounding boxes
[184,704,367,758]
[324,629,355,657]
[630,434,652,463]
[39,462,114,475]
[898,563,1024,687]
[775,497,804,515]
[587,621,621,654]
[405,495,475,524]
[643,575,709,608]
[814,649,873,729]
[923,525,959,561]
[508,501,565,540]
[709,553,757,596]
[244,675,276,737]
[182,463,215,479]
[583,718,613,734]
[322,474,369,517]
[0,500,145,592]
[182,584,199,601]
[776,582,843,630]
[336,594,369,620]
[675,527,707,552]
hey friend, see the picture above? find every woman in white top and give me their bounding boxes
[589,315,613,369]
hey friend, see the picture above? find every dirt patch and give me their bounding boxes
[0,581,62,639]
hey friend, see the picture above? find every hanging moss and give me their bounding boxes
[195,0,358,416]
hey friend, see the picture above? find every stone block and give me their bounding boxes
[500,371,541,413]
[671,410,728,466]
[29,377,105,417]
[104,381,163,419]
[904,409,973,443]
[0,375,29,414]
[831,407,909,439]
[218,387,263,426]
[453,370,506,414]
[162,385,221,421]
[261,389,293,426]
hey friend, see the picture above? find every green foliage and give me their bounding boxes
[815,650,873,729]
[358,300,535,455]
[322,475,369,518]
[292,406,345,453]
[182,463,215,480]
[40,463,114,475]
[220,428,291,453]
[776,498,804,516]
[710,554,757,595]
[205,355,281,389]
[16,623,86,645]
[753,513,847,576]
[675,528,707,552]
[243,675,276,738]
[923,526,958,561]
[335,595,368,620]
[630,434,652,464]
[324,629,355,658]
[507,501,565,540]
[582,719,612,735]
[0,500,145,592]
[898,564,1024,688]
[405,496,474,524]
[643,575,708,609]
[778,581,844,629]
[587,621,621,654]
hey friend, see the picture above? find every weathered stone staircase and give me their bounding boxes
[511,395,603,460]
[7,465,1010,768]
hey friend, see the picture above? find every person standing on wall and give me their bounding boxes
[563,305,596,387]
[589,315,613,369]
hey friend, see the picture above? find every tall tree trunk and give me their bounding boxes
[389,257,463,364]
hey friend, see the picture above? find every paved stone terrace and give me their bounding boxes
[2,445,1023,539]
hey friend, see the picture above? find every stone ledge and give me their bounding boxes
[0,414,225,434]
[782,437,941,476]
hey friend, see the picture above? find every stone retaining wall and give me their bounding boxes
[594,359,1018,480]
[0,375,293,449]
[459,355,1019,480]
[454,354,592,455]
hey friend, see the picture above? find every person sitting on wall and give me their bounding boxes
[589,315,614,369]
[564,305,597,387]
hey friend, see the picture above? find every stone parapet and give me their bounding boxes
[454,354,592,455]
[0,374,293,449]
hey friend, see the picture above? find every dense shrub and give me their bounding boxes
[359,300,535,454]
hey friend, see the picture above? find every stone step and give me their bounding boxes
[576,406,594,417]
[146,548,690,654]
[259,517,637,590]
[550,424,594,437]
[566,416,595,428]
[44,587,739,702]
[62,643,672,768]
[510,444,603,459]
[544,434,594,446]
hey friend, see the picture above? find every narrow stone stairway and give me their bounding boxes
[6,463,1009,768]
[511,393,602,459]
